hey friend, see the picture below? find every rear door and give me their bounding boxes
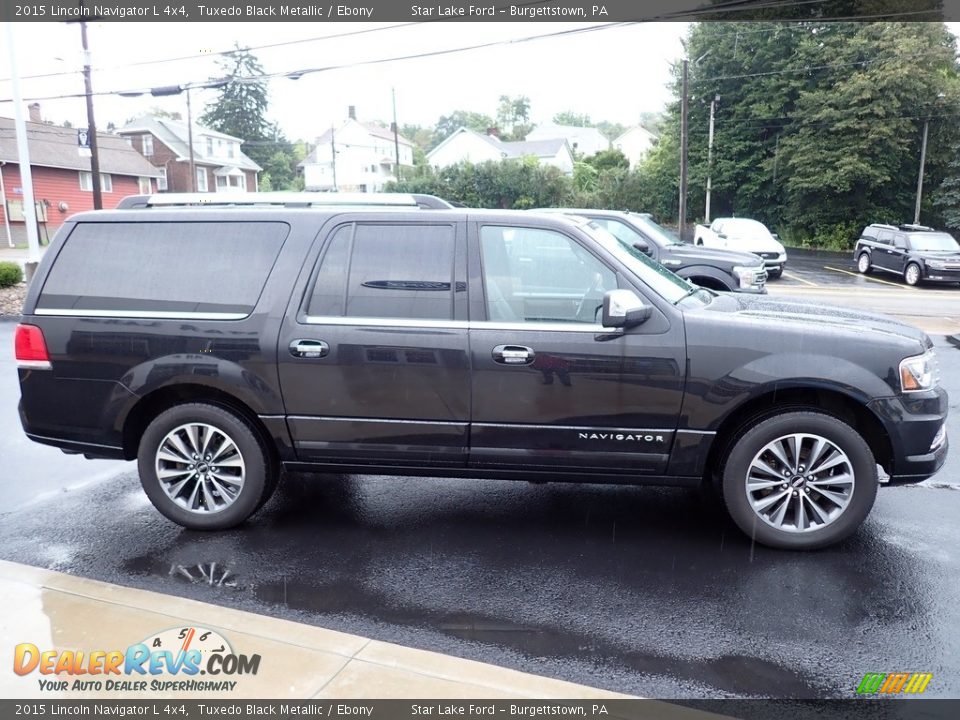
[467,220,686,476]
[874,229,896,271]
[277,216,471,467]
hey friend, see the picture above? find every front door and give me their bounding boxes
[277,218,470,467]
[468,222,686,476]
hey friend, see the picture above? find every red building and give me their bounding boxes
[0,104,161,246]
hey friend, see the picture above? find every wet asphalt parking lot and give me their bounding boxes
[1,249,958,699]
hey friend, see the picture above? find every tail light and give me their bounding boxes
[14,324,52,369]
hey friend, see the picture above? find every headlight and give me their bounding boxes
[732,265,762,288]
[899,350,938,392]
[926,260,946,270]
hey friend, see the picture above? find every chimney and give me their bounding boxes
[28,103,41,123]
[348,105,356,120]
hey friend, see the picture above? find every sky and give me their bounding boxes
[0,21,688,141]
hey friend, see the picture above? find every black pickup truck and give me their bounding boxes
[535,209,768,293]
[15,193,948,549]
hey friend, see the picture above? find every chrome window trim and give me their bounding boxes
[34,309,249,320]
[303,315,612,333]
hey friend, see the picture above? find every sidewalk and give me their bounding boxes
[0,559,633,701]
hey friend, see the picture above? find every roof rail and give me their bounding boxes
[115,192,453,210]
[899,223,934,232]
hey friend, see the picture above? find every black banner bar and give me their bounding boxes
[0,0,951,23]
[1,700,960,720]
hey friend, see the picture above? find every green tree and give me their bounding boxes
[648,21,960,246]
[200,44,272,168]
[496,95,532,139]
[585,148,630,172]
[434,110,496,143]
[553,111,592,127]
[933,143,960,231]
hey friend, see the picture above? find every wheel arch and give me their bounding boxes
[704,386,894,486]
[120,383,279,467]
[676,265,734,291]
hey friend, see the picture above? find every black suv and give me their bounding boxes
[855,223,960,286]
[15,195,948,549]
[535,209,768,293]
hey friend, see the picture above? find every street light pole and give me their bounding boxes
[678,58,689,241]
[914,117,930,225]
[186,87,197,192]
[705,95,718,224]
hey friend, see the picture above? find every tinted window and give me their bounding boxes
[480,226,616,324]
[861,226,879,240]
[877,230,894,245]
[593,218,646,246]
[893,234,907,249]
[306,225,351,316]
[38,221,288,315]
[307,223,456,320]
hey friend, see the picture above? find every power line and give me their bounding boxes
[0,22,637,105]
[0,23,425,84]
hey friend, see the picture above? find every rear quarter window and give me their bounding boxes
[37,221,289,317]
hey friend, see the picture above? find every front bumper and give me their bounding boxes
[922,266,960,283]
[869,387,949,483]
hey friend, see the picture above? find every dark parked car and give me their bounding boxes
[855,223,960,286]
[535,209,768,293]
[15,194,948,549]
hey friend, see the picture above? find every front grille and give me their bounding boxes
[756,252,780,260]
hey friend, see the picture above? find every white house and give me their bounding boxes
[614,126,658,169]
[427,127,574,174]
[525,123,610,158]
[300,115,414,193]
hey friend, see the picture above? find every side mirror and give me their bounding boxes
[601,289,652,329]
[771,233,780,241]
[717,232,728,240]
[632,239,652,256]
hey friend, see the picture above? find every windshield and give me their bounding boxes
[632,215,683,245]
[723,219,771,240]
[909,232,959,252]
[579,221,702,304]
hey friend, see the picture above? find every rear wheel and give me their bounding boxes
[904,263,921,287]
[857,253,872,274]
[721,411,878,550]
[137,403,278,530]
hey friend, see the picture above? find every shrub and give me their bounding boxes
[0,261,23,289]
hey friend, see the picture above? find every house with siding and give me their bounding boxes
[426,127,574,174]
[119,116,261,194]
[525,123,610,158]
[299,109,414,192]
[0,104,162,246]
[614,126,658,169]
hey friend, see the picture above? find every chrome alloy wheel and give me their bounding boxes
[154,423,245,514]
[905,264,921,286]
[857,253,870,273]
[745,433,855,533]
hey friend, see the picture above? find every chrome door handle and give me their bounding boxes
[492,345,535,365]
[290,339,329,358]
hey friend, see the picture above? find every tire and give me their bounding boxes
[904,262,921,287]
[721,410,878,550]
[137,403,278,530]
[767,267,783,279]
[857,253,872,274]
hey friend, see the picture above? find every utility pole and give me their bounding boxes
[80,21,103,209]
[186,87,197,192]
[678,58,689,241]
[914,117,930,225]
[705,95,718,224]
[391,88,401,184]
[330,126,338,191]
[4,23,41,268]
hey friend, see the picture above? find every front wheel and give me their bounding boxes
[767,267,783,279]
[904,263,921,287]
[137,403,278,530]
[721,411,878,550]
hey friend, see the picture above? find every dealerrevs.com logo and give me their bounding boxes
[856,672,933,695]
[13,626,260,693]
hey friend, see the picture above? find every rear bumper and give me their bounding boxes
[869,388,949,484]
